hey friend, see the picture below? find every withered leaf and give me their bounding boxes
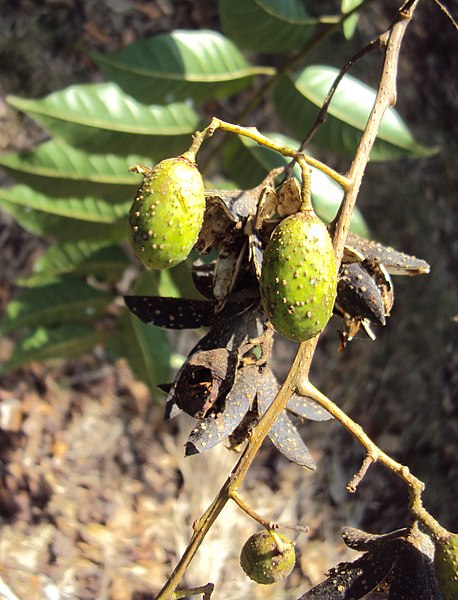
[191,260,216,299]
[185,365,259,455]
[287,394,332,422]
[213,244,247,303]
[125,295,257,330]
[124,296,215,329]
[342,526,408,552]
[343,232,430,276]
[297,544,399,599]
[276,177,302,217]
[388,541,443,600]
[256,367,316,470]
[172,348,238,419]
[196,197,236,254]
[164,308,264,420]
[336,263,388,326]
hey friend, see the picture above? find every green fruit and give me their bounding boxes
[260,211,337,342]
[240,531,295,585]
[128,156,205,270]
[435,533,458,600]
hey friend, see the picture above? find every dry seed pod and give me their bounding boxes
[260,211,337,342]
[240,530,295,584]
[128,156,205,269]
[434,533,458,600]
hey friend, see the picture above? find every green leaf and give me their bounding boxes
[0,139,147,199]
[7,82,200,156]
[109,271,170,395]
[0,278,112,335]
[17,241,128,287]
[341,0,363,39]
[274,66,437,159]
[219,0,319,54]
[0,184,129,223]
[2,324,103,373]
[108,310,171,396]
[224,131,368,236]
[0,199,126,242]
[91,30,275,104]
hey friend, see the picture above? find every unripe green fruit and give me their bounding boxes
[435,533,458,600]
[128,157,205,270]
[260,211,337,342]
[240,531,295,585]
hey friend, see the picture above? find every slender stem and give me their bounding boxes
[191,117,350,190]
[296,380,450,540]
[173,583,214,600]
[332,0,420,263]
[156,340,317,599]
[230,491,278,530]
[157,4,441,598]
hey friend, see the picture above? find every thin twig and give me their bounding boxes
[432,0,458,30]
[156,4,435,598]
[347,454,376,493]
[296,380,449,539]
[200,0,376,175]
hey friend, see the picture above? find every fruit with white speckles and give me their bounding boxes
[128,157,205,270]
[260,211,337,342]
[434,532,458,600]
[240,531,296,584]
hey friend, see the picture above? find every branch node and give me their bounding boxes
[347,454,376,493]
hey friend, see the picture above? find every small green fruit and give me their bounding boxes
[260,211,337,342]
[435,533,458,600]
[240,531,296,585]
[128,156,205,270]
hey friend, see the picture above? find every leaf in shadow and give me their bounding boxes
[124,296,216,329]
[256,366,316,470]
[287,393,333,422]
[297,544,399,599]
[185,364,260,455]
[172,348,238,419]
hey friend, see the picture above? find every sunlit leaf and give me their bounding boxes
[7,82,200,156]
[219,0,319,54]
[92,30,275,104]
[0,139,146,199]
[223,132,369,236]
[2,324,104,374]
[0,278,112,335]
[274,66,436,159]
[341,0,363,39]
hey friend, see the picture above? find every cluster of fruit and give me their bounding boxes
[128,155,338,343]
[126,156,458,592]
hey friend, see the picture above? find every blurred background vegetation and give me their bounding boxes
[0,1,456,598]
